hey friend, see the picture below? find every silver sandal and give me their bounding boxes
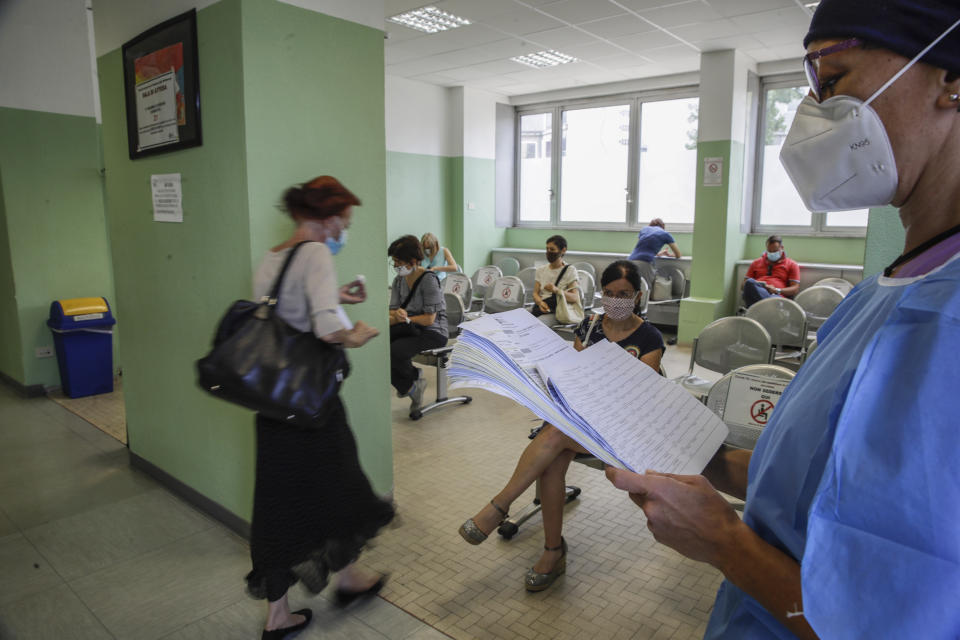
[524,538,567,592]
[458,500,508,545]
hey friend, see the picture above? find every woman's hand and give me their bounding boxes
[339,280,366,304]
[605,467,746,568]
[342,321,379,348]
[537,300,550,313]
[388,309,407,325]
[542,283,557,294]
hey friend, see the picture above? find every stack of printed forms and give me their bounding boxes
[449,308,728,473]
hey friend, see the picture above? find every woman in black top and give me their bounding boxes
[458,260,664,591]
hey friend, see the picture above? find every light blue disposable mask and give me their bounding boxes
[767,250,782,262]
[394,264,413,277]
[325,228,347,255]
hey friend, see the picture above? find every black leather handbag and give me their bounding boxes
[196,242,350,427]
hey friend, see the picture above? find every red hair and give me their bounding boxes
[282,175,361,220]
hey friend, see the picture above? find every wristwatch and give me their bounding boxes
[774,287,782,294]
[405,316,411,324]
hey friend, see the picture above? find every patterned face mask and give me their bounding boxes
[601,295,636,320]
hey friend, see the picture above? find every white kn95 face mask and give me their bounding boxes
[780,18,960,212]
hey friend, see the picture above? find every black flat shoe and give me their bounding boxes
[334,576,387,608]
[261,609,312,640]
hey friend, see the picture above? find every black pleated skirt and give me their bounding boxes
[245,397,395,601]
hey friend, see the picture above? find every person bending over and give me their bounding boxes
[460,260,664,591]
[628,218,682,263]
[420,232,459,281]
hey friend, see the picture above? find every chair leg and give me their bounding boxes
[497,477,581,540]
[409,353,472,420]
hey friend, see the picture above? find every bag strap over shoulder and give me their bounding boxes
[267,241,311,305]
[400,270,439,309]
[554,264,571,288]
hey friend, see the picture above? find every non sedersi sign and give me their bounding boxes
[722,372,790,445]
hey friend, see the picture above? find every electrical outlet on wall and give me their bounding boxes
[35,346,54,358]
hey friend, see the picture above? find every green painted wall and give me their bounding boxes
[0,107,114,387]
[386,151,451,247]
[99,0,254,515]
[863,206,905,278]
[743,234,865,265]
[241,0,392,492]
[0,173,23,382]
[99,0,392,521]
[505,227,693,257]
[457,157,502,275]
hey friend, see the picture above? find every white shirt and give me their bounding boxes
[253,242,345,338]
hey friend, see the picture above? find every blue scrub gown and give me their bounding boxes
[705,255,960,639]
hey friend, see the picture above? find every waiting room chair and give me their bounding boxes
[577,270,597,311]
[745,297,808,369]
[804,336,819,363]
[517,267,537,307]
[813,277,853,297]
[481,276,525,314]
[651,265,686,302]
[470,266,502,310]
[631,261,657,297]
[572,261,596,279]
[442,272,472,308]
[706,364,795,451]
[496,257,521,277]
[795,285,844,332]
[675,317,774,399]
[410,292,472,421]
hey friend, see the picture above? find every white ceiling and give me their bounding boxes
[384,0,814,96]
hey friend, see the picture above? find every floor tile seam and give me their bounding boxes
[0,503,23,537]
[63,524,237,589]
[3,533,118,639]
[151,593,249,640]
[19,488,220,576]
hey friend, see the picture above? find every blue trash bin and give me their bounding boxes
[47,297,116,398]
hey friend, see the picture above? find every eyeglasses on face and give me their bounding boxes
[803,38,862,100]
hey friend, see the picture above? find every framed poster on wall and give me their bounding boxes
[122,9,202,159]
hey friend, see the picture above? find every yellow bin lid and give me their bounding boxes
[58,297,109,316]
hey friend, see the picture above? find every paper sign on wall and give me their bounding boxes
[152,173,183,223]
[703,157,723,187]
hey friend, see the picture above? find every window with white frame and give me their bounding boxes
[515,89,699,230]
[752,78,868,234]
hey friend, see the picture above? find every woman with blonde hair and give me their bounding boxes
[420,232,459,281]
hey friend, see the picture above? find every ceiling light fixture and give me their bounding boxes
[387,6,471,33]
[510,50,579,69]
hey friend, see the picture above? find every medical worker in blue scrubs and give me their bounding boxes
[607,2,960,639]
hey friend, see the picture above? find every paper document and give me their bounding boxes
[449,308,728,473]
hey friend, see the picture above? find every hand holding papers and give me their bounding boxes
[449,309,728,473]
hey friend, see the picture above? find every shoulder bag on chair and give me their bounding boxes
[196,242,350,427]
[553,265,584,324]
[389,271,438,341]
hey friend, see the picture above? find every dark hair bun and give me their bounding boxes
[282,175,361,220]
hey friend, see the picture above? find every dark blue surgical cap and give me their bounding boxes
[805,0,960,73]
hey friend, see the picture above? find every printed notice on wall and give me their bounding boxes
[703,157,723,187]
[152,173,183,223]
[135,70,180,152]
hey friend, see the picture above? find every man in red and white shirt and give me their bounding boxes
[742,235,800,308]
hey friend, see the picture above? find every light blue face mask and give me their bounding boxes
[325,228,347,255]
[767,250,782,262]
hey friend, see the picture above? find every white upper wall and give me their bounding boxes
[91,0,220,57]
[386,76,504,159]
[276,0,384,31]
[0,0,98,118]
[92,0,383,58]
[386,75,457,157]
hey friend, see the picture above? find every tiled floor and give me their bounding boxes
[0,383,446,640]
[366,342,724,640]
[0,341,724,640]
